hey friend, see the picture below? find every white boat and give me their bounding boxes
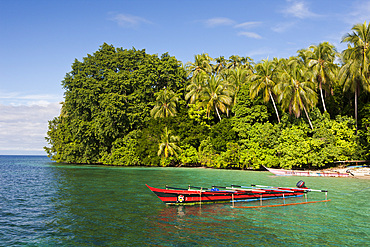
[264,166,350,177]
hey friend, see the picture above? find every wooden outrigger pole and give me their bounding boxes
[231,199,331,208]
[231,183,330,209]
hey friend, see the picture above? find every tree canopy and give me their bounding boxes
[45,43,186,163]
[46,22,370,169]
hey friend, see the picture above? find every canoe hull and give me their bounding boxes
[146,185,304,205]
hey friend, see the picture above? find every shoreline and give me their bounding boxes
[172,165,370,179]
[51,160,370,179]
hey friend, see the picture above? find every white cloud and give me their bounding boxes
[344,1,370,25]
[109,13,151,28]
[331,1,370,52]
[0,91,63,106]
[247,47,276,58]
[283,0,319,19]
[203,17,235,27]
[234,21,262,39]
[234,21,261,29]
[199,17,262,38]
[0,101,61,154]
[272,22,296,33]
[237,31,262,39]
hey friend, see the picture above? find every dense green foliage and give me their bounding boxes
[46,22,370,169]
[45,43,186,163]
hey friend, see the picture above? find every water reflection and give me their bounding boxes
[46,165,141,245]
[146,203,261,246]
[47,164,368,246]
[1,158,369,246]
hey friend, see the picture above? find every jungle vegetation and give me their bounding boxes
[45,22,370,169]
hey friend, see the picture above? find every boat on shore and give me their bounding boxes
[264,166,350,177]
[146,182,327,206]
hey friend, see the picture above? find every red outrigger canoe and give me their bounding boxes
[146,182,326,206]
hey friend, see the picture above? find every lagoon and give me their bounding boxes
[0,155,369,246]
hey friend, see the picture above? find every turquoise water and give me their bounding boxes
[0,156,369,246]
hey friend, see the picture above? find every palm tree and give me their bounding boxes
[339,55,364,135]
[241,56,255,72]
[226,55,254,70]
[249,59,281,123]
[340,21,370,134]
[185,72,207,104]
[227,55,244,69]
[185,53,213,81]
[213,56,227,75]
[158,127,181,158]
[199,75,233,121]
[227,67,250,106]
[150,88,179,118]
[307,42,337,112]
[276,58,318,129]
[297,48,311,65]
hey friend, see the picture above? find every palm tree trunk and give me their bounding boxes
[355,82,358,135]
[319,81,327,112]
[269,90,281,123]
[165,145,168,158]
[303,105,314,130]
[215,107,222,121]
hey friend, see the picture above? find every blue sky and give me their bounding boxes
[0,0,369,155]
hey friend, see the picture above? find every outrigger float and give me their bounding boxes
[146,181,330,208]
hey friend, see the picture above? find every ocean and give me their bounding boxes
[0,155,369,246]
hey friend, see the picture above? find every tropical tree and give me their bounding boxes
[158,127,181,158]
[213,56,227,75]
[150,88,179,118]
[307,42,337,112]
[241,56,255,73]
[227,67,250,105]
[45,43,186,163]
[227,55,245,69]
[297,48,312,65]
[185,72,207,104]
[339,21,370,134]
[276,58,318,129]
[272,57,287,70]
[249,59,281,123]
[199,75,233,121]
[185,53,213,81]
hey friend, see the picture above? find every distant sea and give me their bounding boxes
[1,155,369,246]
